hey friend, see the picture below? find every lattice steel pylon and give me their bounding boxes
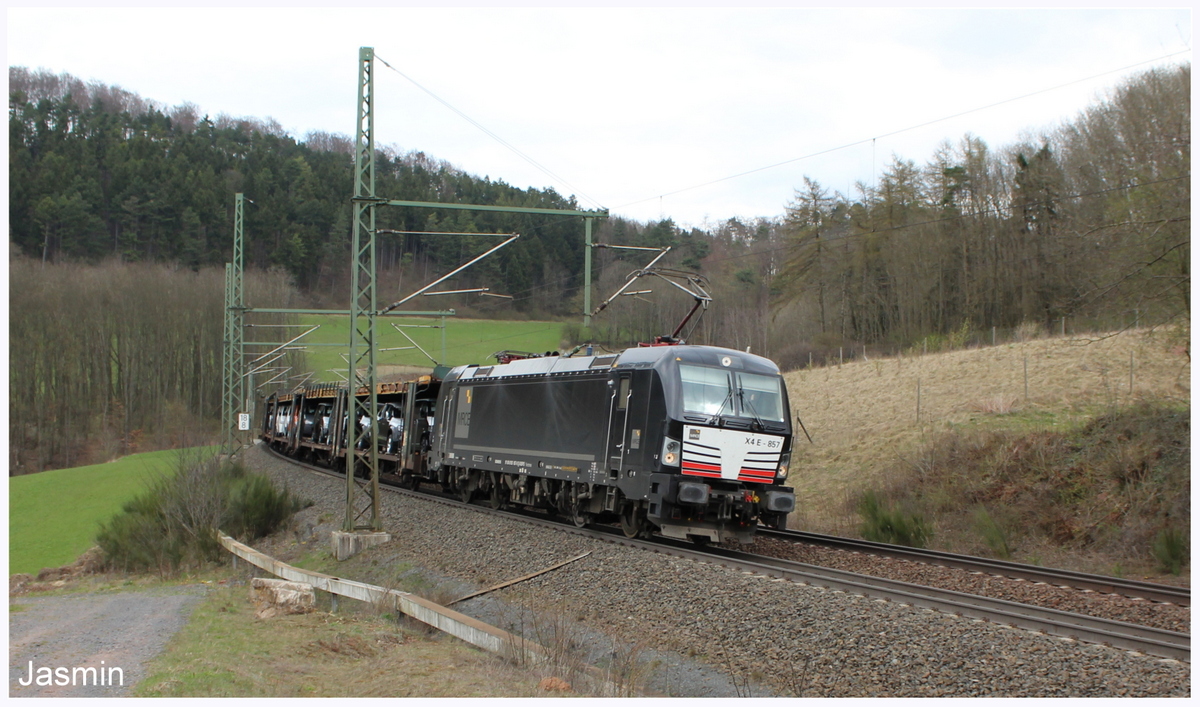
[232,193,246,447]
[345,47,383,532]
[221,194,248,455]
[221,263,235,453]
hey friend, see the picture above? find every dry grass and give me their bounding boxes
[495,597,649,697]
[135,581,551,698]
[783,328,1190,535]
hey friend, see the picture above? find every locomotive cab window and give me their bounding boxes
[735,372,786,422]
[616,376,631,410]
[679,365,732,416]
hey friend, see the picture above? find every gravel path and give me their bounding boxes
[249,444,1190,697]
[9,587,207,697]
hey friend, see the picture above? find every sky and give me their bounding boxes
[6,7,1193,229]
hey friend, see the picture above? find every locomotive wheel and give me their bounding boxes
[488,480,507,510]
[459,484,473,504]
[619,504,644,538]
[572,505,591,528]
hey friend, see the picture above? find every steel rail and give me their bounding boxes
[758,527,1190,606]
[664,540,1190,663]
[260,445,1190,662]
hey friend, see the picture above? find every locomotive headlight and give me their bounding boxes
[776,452,791,480]
[661,437,681,466]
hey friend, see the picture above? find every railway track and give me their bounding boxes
[759,527,1190,606]
[261,445,1190,662]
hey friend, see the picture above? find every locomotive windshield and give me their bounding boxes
[680,365,732,416]
[679,364,785,422]
[735,372,786,422]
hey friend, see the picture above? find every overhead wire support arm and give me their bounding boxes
[259,367,294,390]
[248,326,320,364]
[379,234,519,316]
[246,308,456,317]
[245,351,290,378]
[591,243,666,252]
[375,229,513,238]
[423,288,489,296]
[290,371,316,388]
[390,323,440,366]
[380,200,607,220]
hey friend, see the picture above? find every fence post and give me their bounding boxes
[916,378,921,423]
[1024,356,1029,401]
[1129,351,1135,396]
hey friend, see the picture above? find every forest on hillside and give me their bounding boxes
[10,63,1189,350]
[8,63,1190,472]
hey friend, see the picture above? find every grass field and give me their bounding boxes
[783,328,1191,543]
[8,448,215,575]
[293,315,567,382]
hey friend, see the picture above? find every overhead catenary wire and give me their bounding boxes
[474,174,1190,307]
[359,50,1188,317]
[366,49,1187,277]
[613,50,1191,212]
[696,176,1191,268]
[374,52,607,212]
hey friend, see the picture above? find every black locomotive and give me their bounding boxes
[262,344,795,544]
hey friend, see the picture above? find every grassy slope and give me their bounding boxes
[782,329,1190,569]
[296,315,567,382]
[135,581,542,697]
[9,448,213,575]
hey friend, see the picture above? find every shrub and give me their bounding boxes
[97,451,308,574]
[856,491,931,548]
[224,473,307,541]
[972,507,1011,559]
[947,320,973,350]
[1015,320,1043,342]
[96,493,186,576]
[1152,527,1188,575]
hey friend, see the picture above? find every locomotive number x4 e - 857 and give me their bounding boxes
[429,344,795,544]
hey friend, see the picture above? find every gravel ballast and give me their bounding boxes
[749,537,1191,634]
[247,444,1189,697]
